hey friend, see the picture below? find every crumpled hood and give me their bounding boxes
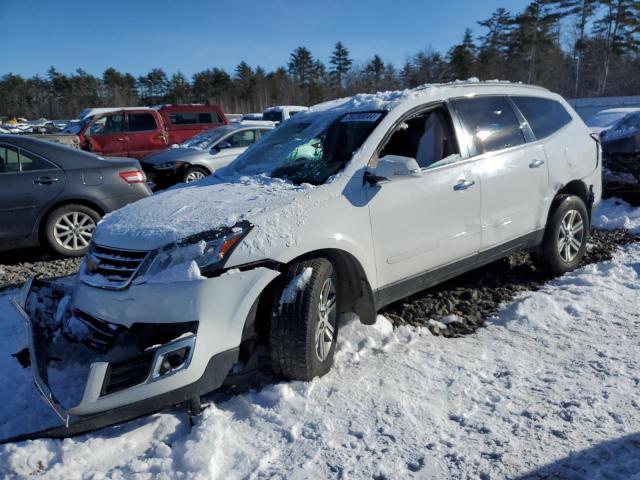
[93,174,316,251]
[142,147,207,165]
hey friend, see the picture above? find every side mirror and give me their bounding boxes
[364,155,422,186]
[218,141,232,150]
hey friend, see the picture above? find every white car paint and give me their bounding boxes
[36,82,602,416]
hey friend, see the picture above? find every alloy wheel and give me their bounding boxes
[557,209,584,263]
[315,277,337,362]
[185,170,206,182]
[54,212,96,251]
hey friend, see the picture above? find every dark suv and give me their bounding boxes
[0,135,152,256]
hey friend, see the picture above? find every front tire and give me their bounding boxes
[183,166,209,183]
[535,194,589,275]
[44,204,101,257]
[270,258,339,381]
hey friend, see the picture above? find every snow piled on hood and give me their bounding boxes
[94,175,315,251]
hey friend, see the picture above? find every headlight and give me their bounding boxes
[138,221,252,279]
[155,160,184,170]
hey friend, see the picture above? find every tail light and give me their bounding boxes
[119,170,146,184]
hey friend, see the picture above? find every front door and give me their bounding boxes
[0,144,66,242]
[86,112,127,157]
[366,105,482,289]
[450,95,549,249]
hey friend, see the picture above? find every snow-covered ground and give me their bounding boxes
[1,198,639,479]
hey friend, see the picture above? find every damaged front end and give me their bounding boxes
[2,277,219,444]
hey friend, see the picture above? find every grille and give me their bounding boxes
[62,309,126,353]
[83,243,149,289]
[101,350,155,396]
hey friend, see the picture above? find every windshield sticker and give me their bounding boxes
[341,112,382,123]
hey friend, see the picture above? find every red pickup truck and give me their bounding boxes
[78,105,227,159]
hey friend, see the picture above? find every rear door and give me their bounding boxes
[450,95,549,250]
[0,144,66,242]
[86,112,128,157]
[125,111,167,159]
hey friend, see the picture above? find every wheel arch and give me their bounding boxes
[548,180,592,227]
[36,198,105,242]
[245,247,377,348]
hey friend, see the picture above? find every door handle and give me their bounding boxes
[115,137,125,141]
[529,159,545,169]
[453,179,475,191]
[34,176,59,185]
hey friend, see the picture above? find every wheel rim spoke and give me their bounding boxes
[54,212,95,251]
[315,276,337,362]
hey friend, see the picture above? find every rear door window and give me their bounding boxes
[0,145,20,173]
[511,96,572,139]
[19,149,57,171]
[127,113,158,132]
[451,96,525,155]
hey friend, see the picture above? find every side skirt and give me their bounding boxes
[374,230,544,309]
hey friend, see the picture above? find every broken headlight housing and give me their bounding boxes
[137,221,252,279]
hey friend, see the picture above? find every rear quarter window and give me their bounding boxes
[511,96,572,140]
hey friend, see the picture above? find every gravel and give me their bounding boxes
[0,249,81,292]
[1,229,638,338]
[381,228,640,336]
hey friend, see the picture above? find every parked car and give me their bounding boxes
[75,104,228,160]
[13,82,601,432]
[141,122,274,188]
[0,135,151,256]
[585,108,640,135]
[241,113,263,121]
[586,108,640,197]
[262,105,309,123]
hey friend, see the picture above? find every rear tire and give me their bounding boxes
[270,258,339,381]
[183,166,209,183]
[534,194,589,275]
[44,204,101,257]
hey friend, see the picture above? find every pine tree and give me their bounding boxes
[448,29,477,80]
[366,55,385,90]
[329,41,352,94]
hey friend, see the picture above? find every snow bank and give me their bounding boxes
[2,246,640,477]
[594,197,640,233]
[1,199,639,478]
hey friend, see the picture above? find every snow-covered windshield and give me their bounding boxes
[263,111,283,123]
[227,110,385,185]
[180,126,235,150]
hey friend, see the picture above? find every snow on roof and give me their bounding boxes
[310,79,545,115]
[263,105,309,113]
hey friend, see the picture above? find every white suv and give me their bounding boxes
[15,82,601,425]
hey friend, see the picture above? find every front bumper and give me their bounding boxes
[11,266,279,425]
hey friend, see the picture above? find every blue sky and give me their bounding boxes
[0,0,532,78]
